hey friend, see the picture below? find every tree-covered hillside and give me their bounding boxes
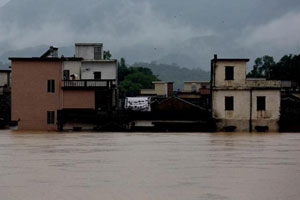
[132,62,210,89]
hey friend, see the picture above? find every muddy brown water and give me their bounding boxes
[0,130,300,200]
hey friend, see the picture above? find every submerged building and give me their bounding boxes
[211,55,281,132]
[10,43,117,131]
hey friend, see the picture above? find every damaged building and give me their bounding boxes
[211,55,281,132]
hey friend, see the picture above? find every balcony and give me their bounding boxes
[62,79,116,90]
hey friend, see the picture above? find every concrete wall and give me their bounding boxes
[251,90,280,120]
[81,61,117,80]
[212,89,280,132]
[214,61,247,87]
[75,44,103,60]
[63,61,81,79]
[213,90,250,120]
[11,60,62,130]
[154,82,167,96]
[63,90,95,109]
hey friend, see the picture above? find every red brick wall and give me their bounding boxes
[11,60,62,130]
[63,90,95,109]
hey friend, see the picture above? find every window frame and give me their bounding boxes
[257,96,266,111]
[63,70,70,80]
[47,80,55,93]
[225,96,234,111]
[94,71,101,80]
[94,47,102,60]
[47,111,55,124]
[225,66,234,80]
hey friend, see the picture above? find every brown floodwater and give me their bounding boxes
[0,130,300,200]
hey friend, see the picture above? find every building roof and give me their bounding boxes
[9,57,83,61]
[82,59,117,63]
[213,58,250,62]
[0,69,11,73]
[75,43,103,46]
[184,81,210,83]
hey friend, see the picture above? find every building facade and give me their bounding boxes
[211,55,281,132]
[10,43,118,131]
[140,81,173,97]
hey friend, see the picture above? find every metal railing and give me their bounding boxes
[62,79,116,89]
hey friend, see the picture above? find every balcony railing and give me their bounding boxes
[62,79,116,89]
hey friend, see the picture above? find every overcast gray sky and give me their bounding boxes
[0,0,300,70]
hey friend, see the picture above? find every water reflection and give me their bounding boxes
[0,130,300,200]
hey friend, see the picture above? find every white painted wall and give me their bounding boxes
[81,61,117,80]
[75,44,103,60]
[63,61,81,79]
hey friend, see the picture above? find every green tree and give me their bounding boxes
[117,58,159,97]
[247,55,275,78]
[270,54,300,81]
[103,50,112,60]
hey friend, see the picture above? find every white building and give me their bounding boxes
[62,43,118,110]
[211,55,281,132]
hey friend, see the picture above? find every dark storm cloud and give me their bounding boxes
[0,0,299,69]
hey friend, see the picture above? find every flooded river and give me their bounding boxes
[0,131,300,200]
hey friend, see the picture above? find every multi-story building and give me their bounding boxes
[211,55,281,132]
[10,43,118,131]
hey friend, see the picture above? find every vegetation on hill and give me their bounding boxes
[247,54,300,82]
[132,62,210,89]
[118,58,159,98]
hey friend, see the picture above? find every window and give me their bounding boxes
[47,111,55,124]
[257,96,266,111]
[94,47,102,60]
[94,72,101,80]
[225,96,234,111]
[191,83,197,92]
[47,80,55,93]
[63,70,70,80]
[225,66,234,80]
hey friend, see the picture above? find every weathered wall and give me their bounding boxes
[81,61,117,80]
[251,90,280,120]
[213,89,280,132]
[75,45,103,60]
[63,61,81,79]
[214,61,247,87]
[154,82,167,96]
[213,90,250,120]
[11,60,62,130]
[63,90,95,109]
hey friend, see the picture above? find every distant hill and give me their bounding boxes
[132,62,210,89]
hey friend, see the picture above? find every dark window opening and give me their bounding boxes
[94,47,102,60]
[225,66,234,80]
[63,70,70,80]
[257,96,266,111]
[47,80,55,93]
[225,96,234,110]
[47,111,55,124]
[94,72,101,80]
